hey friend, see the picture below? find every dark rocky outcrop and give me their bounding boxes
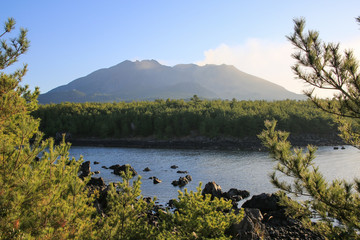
[229,208,269,240]
[170,165,179,169]
[167,199,176,208]
[171,175,192,187]
[85,177,108,216]
[94,161,100,165]
[202,182,250,202]
[176,170,188,174]
[202,181,223,199]
[87,177,106,188]
[242,193,283,212]
[185,175,192,181]
[234,193,324,240]
[200,184,323,239]
[224,188,250,201]
[153,177,162,184]
[79,161,91,178]
[143,167,151,172]
[109,164,137,176]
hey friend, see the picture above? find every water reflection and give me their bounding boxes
[69,146,360,204]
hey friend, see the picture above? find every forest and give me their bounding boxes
[3,13,360,238]
[33,98,338,140]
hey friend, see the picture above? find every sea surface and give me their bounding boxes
[69,145,360,205]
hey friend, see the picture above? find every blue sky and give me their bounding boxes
[2,1,360,96]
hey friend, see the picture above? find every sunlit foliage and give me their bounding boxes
[158,183,243,240]
[0,17,97,239]
[33,99,338,140]
[259,17,360,239]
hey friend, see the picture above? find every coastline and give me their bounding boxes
[68,133,345,151]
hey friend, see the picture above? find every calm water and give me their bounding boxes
[69,145,360,205]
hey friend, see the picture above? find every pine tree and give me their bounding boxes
[97,168,158,240]
[158,183,244,240]
[0,17,97,239]
[259,17,360,239]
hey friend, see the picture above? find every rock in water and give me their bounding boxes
[225,188,250,201]
[109,164,137,176]
[171,175,192,187]
[153,177,162,184]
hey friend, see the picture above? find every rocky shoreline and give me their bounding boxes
[69,133,344,151]
[80,161,325,239]
[86,177,324,239]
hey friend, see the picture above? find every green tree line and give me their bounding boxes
[33,99,338,139]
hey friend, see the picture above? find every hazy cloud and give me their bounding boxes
[197,37,360,98]
[197,39,304,94]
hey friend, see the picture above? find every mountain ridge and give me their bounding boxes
[38,60,305,103]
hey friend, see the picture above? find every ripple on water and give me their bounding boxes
[69,145,360,204]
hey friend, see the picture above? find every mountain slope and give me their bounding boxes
[38,60,305,103]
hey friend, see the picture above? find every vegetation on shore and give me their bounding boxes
[3,12,360,239]
[33,98,339,140]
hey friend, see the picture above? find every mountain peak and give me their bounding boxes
[112,59,161,70]
[173,63,199,69]
[38,60,305,103]
[133,59,161,69]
